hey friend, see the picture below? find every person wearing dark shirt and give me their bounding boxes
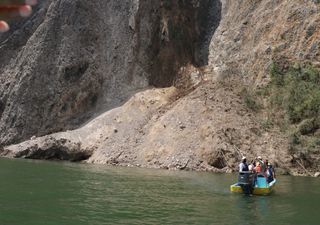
[239,156,249,172]
[267,163,276,183]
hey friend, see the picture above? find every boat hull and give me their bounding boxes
[230,179,276,195]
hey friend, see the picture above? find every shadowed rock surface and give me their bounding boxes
[0,0,220,145]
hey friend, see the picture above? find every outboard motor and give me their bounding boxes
[238,172,254,195]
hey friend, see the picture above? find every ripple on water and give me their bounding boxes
[0,158,319,225]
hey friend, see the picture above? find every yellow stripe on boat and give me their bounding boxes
[230,179,276,196]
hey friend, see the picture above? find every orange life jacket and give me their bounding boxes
[255,165,262,173]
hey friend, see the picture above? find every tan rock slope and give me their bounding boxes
[0,0,319,175]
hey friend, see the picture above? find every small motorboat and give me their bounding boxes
[230,172,276,195]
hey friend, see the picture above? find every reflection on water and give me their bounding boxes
[0,158,319,225]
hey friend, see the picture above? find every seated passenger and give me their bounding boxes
[257,156,265,172]
[255,162,262,173]
[248,164,254,172]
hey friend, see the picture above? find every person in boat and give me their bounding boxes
[267,163,276,183]
[248,164,254,172]
[256,156,266,173]
[264,159,269,173]
[238,157,255,194]
[255,162,262,173]
[250,160,256,171]
[239,156,249,172]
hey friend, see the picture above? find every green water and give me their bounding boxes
[0,158,319,225]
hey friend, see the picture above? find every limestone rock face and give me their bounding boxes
[0,0,319,175]
[0,0,219,146]
[0,0,153,145]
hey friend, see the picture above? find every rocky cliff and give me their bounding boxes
[0,0,319,176]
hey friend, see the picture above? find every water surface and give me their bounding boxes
[0,158,319,225]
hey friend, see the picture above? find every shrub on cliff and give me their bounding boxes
[270,62,320,124]
[269,61,320,157]
[298,118,320,135]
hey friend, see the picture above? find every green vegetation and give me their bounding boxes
[260,117,274,131]
[269,61,320,154]
[240,61,320,155]
[270,62,320,124]
[240,87,262,112]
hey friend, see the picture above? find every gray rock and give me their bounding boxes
[0,0,220,147]
[2,137,92,162]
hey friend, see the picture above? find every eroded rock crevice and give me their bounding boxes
[145,0,222,87]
